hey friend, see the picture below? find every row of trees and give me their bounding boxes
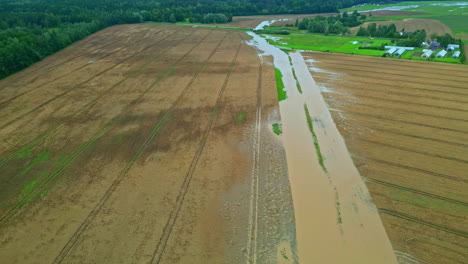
[0,0,417,79]
[295,11,366,34]
[356,23,427,47]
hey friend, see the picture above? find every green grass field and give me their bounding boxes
[341,2,468,37]
[264,32,463,64]
[340,1,464,12]
[265,33,390,56]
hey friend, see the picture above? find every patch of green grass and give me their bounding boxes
[272,123,282,135]
[12,106,24,113]
[304,104,327,174]
[428,15,468,34]
[274,68,287,101]
[19,150,51,177]
[16,147,35,159]
[235,112,246,124]
[115,135,124,144]
[392,191,468,213]
[267,33,389,57]
[291,68,303,94]
[280,248,289,260]
[340,1,463,12]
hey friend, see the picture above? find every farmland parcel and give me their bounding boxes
[0,24,296,263]
[305,52,468,264]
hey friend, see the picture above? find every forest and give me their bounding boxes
[0,0,440,79]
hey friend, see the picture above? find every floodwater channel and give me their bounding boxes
[247,27,398,263]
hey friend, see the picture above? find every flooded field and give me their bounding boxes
[305,52,468,264]
[247,33,397,263]
[0,24,296,263]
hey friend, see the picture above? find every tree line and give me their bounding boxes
[295,10,366,34]
[0,0,430,79]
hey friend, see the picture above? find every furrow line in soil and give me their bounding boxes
[150,34,243,264]
[0,25,139,88]
[309,58,468,81]
[333,116,468,147]
[349,136,468,164]
[51,30,227,264]
[0,29,212,226]
[315,75,468,97]
[331,109,468,135]
[314,65,468,90]
[379,208,468,238]
[326,95,468,119]
[3,25,140,89]
[315,80,468,105]
[247,59,262,264]
[305,54,468,77]
[0,29,179,129]
[363,177,468,207]
[352,154,468,183]
[0,27,166,106]
[0,29,187,167]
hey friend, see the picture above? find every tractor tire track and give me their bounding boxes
[247,59,262,264]
[352,154,468,183]
[336,118,468,147]
[0,27,165,106]
[379,208,468,238]
[316,75,468,97]
[0,29,186,166]
[363,177,468,207]
[315,65,468,90]
[349,136,468,164]
[150,34,243,264]
[327,95,468,119]
[51,31,228,264]
[0,29,212,225]
[306,54,468,77]
[315,81,468,105]
[310,59,468,81]
[331,109,468,135]
[0,29,180,130]
[1,25,139,89]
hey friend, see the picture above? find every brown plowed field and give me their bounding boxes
[304,52,468,264]
[0,24,296,263]
[350,18,453,37]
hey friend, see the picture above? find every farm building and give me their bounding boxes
[385,48,397,55]
[394,48,407,56]
[447,44,460,51]
[436,50,447,58]
[421,50,433,58]
[453,51,461,58]
[384,46,414,51]
[429,41,441,49]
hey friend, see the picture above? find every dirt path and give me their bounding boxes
[248,31,398,263]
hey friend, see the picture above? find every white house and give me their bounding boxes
[453,51,461,58]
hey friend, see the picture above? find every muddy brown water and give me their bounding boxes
[247,31,398,263]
